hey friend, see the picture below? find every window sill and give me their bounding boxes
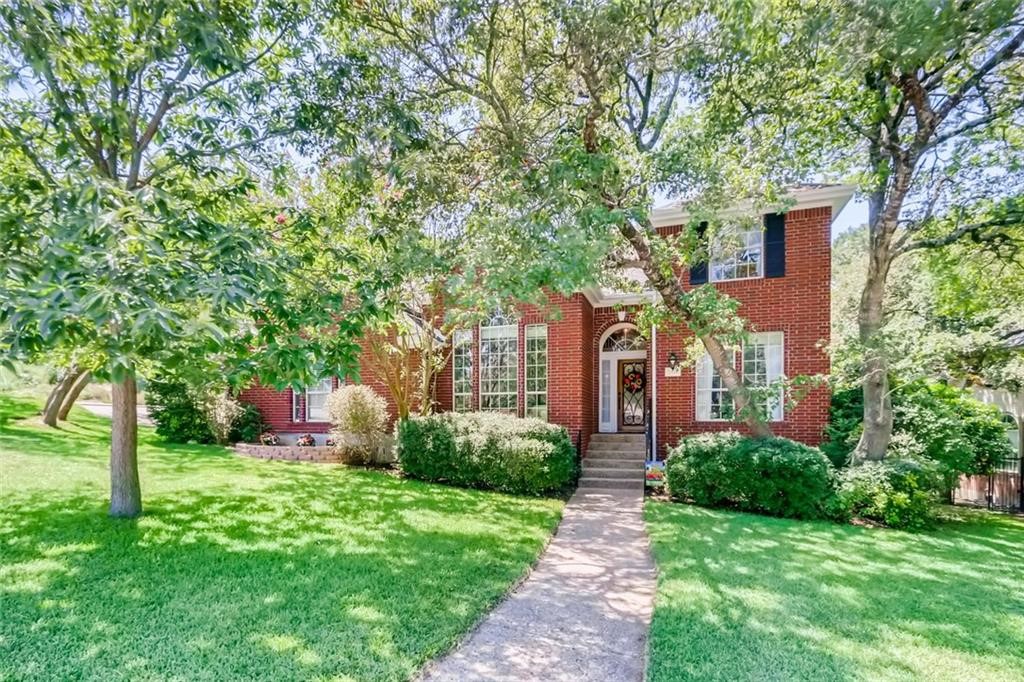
[709,274,764,284]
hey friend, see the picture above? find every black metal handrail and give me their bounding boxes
[645,398,653,462]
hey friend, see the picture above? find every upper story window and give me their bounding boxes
[453,330,473,412]
[710,226,763,282]
[480,310,518,413]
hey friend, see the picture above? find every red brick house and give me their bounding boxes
[241,185,854,460]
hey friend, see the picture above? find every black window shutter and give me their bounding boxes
[689,221,709,285]
[764,212,786,278]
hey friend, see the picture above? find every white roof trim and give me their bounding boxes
[582,286,650,307]
[649,184,856,229]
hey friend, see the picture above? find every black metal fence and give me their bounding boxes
[954,455,1023,511]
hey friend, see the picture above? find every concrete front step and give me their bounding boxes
[583,458,644,470]
[586,449,645,458]
[588,441,646,452]
[590,433,646,444]
[579,476,644,490]
[582,466,645,480]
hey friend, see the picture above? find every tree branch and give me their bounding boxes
[933,24,1024,124]
[896,214,1024,255]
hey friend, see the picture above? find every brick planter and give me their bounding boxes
[233,443,344,463]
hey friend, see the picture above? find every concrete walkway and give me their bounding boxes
[78,401,154,427]
[419,489,656,682]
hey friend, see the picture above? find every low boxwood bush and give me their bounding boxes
[834,459,945,530]
[396,412,576,495]
[667,432,836,520]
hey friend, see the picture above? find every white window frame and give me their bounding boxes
[479,311,518,413]
[598,323,647,433]
[743,332,785,422]
[696,352,735,422]
[998,413,1020,471]
[710,226,764,282]
[293,378,333,422]
[453,329,473,412]
[525,324,548,420]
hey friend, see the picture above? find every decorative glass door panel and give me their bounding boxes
[619,360,646,430]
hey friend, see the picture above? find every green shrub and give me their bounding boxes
[396,412,576,495]
[230,403,268,444]
[665,432,743,505]
[821,387,862,467]
[147,378,214,444]
[834,459,945,530]
[823,381,1015,488]
[667,433,836,520]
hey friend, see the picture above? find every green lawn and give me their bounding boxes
[0,394,562,681]
[645,500,1024,682]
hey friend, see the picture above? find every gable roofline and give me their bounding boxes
[649,184,857,229]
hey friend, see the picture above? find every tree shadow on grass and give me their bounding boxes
[1,451,561,681]
[644,502,1024,682]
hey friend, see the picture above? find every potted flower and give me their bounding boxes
[296,433,316,447]
[259,431,279,446]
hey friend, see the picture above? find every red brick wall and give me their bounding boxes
[650,206,832,456]
[241,207,831,452]
[510,293,593,451]
[239,377,341,434]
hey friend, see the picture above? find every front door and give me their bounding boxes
[618,359,646,431]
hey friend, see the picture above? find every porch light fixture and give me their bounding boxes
[667,352,680,370]
[616,310,627,322]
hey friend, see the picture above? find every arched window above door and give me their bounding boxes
[602,327,646,352]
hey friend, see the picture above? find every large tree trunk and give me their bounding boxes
[57,370,92,421]
[853,271,893,462]
[42,365,81,427]
[109,371,142,518]
[853,180,900,463]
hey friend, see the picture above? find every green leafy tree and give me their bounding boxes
[358,0,829,437]
[0,0,389,517]
[782,1,1024,460]
[832,222,1024,392]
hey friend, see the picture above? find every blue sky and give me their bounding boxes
[832,196,867,240]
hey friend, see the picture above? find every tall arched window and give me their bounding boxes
[480,310,518,413]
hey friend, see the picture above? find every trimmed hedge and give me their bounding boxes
[396,412,576,495]
[666,432,836,520]
[833,459,945,530]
